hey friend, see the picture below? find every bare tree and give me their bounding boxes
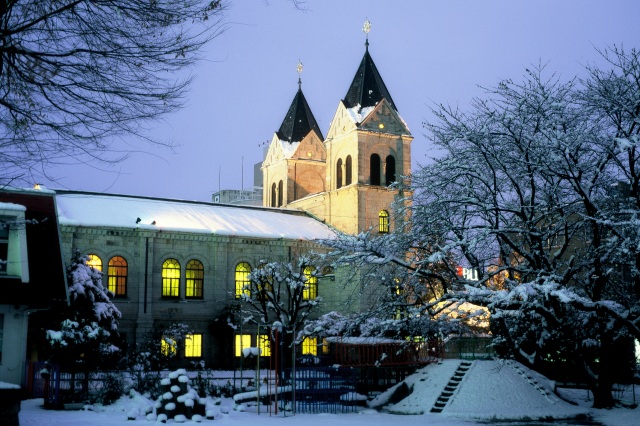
[0,0,224,185]
[237,257,321,378]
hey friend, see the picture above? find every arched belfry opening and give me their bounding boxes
[370,154,381,186]
[385,155,396,186]
[345,156,352,185]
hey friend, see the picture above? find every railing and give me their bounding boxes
[331,338,444,367]
[283,367,361,414]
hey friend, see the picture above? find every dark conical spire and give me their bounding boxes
[276,86,324,143]
[343,47,397,112]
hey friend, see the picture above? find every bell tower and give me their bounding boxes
[322,20,412,234]
[262,61,326,208]
[262,21,412,236]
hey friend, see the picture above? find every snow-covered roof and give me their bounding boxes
[279,139,301,159]
[55,191,335,241]
[0,201,26,213]
[346,104,375,124]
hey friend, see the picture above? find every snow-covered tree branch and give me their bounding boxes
[321,46,640,408]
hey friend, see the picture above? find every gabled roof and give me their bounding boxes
[344,45,397,111]
[276,86,324,143]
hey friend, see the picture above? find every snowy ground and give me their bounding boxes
[19,360,639,426]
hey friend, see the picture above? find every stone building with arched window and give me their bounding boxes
[51,190,354,369]
[261,37,412,235]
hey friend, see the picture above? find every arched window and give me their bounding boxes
[302,265,317,300]
[86,254,102,271]
[345,155,352,185]
[235,262,251,298]
[370,154,381,186]
[162,258,180,298]
[385,155,396,186]
[271,183,276,207]
[336,158,343,189]
[108,256,128,297]
[379,210,390,234]
[277,180,283,207]
[186,259,204,299]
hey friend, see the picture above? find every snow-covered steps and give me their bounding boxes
[430,361,472,413]
[505,360,559,404]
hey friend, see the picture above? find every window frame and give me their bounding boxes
[258,334,271,357]
[86,254,103,272]
[235,262,252,299]
[235,334,251,357]
[302,337,317,356]
[379,210,390,234]
[185,333,202,358]
[108,255,128,297]
[185,259,204,299]
[161,336,177,357]
[162,258,181,298]
[303,266,318,300]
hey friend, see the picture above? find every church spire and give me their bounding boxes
[276,61,324,143]
[343,19,397,111]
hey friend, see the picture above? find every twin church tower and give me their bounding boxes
[261,24,413,234]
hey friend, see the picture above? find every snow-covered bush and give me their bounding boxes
[153,369,206,421]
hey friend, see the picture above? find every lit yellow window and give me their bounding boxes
[303,266,317,300]
[235,262,251,298]
[161,337,177,356]
[186,259,204,298]
[379,210,389,234]
[302,337,317,356]
[108,256,127,297]
[162,258,180,297]
[185,334,202,358]
[322,338,330,354]
[235,334,251,357]
[86,254,102,271]
[259,335,271,357]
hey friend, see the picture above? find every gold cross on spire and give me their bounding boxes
[363,19,371,49]
[362,19,371,35]
[297,60,303,89]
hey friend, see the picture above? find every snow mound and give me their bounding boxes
[375,360,590,421]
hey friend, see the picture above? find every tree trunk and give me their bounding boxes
[591,337,619,409]
[592,378,615,409]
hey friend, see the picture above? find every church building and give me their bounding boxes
[3,24,414,372]
[262,32,412,235]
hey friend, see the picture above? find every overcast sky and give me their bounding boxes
[41,0,640,202]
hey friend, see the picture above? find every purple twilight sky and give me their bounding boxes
[40,0,640,202]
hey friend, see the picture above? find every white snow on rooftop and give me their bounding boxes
[55,192,335,240]
[279,139,301,158]
[0,202,26,213]
[346,104,375,124]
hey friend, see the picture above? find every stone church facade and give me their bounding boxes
[262,40,412,235]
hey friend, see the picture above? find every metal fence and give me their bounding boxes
[25,362,278,408]
[282,367,362,414]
